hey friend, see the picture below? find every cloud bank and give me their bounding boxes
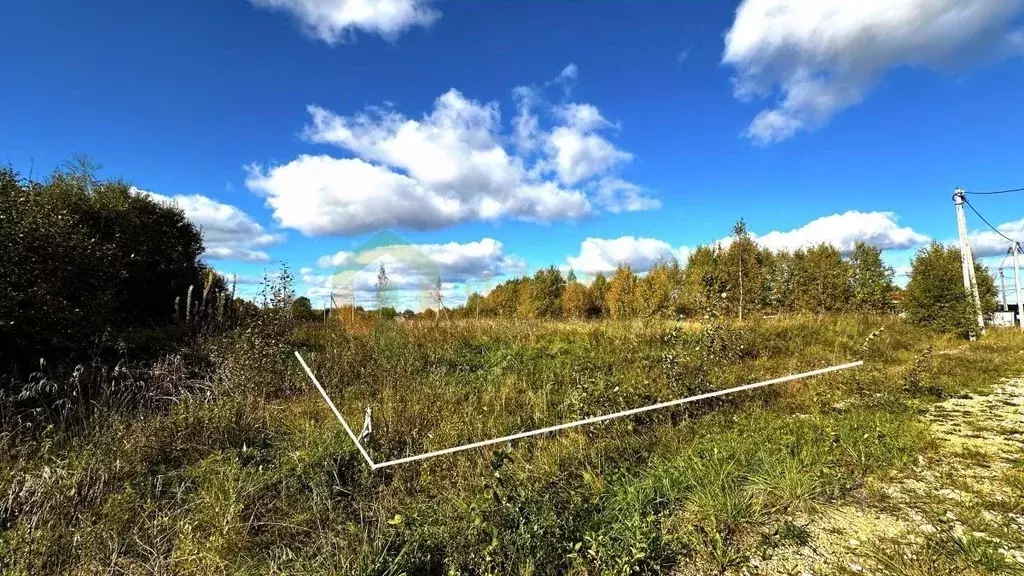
[968,216,1024,257]
[567,236,691,276]
[749,211,930,253]
[568,211,931,276]
[246,67,657,236]
[304,238,524,310]
[138,188,284,263]
[723,0,1024,143]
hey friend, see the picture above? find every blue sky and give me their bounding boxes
[3,0,1024,308]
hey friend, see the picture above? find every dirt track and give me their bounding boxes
[752,377,1024,575]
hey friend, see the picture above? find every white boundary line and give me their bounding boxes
[295,351,862,470]
[294,351,376,468]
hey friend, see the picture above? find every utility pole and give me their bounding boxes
[953,188,985,336]
[433,276,449,322]
[1013,242,1024,331]
[1000,267,1009,312]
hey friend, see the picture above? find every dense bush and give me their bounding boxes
[0,164,205,379]
[290,296,315,321]
[904,242,997,336]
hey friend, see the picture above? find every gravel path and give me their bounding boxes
[751,377,1024,575]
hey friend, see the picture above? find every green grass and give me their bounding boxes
[2,316,1023,574]
[864,526,1024,576]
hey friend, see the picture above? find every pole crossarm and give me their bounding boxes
[295,351,863,470]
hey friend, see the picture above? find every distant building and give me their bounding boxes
[991,311,1016,327]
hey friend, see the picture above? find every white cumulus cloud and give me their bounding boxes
[306,238,524,309]
[591,177,662,214]
[723,0,1024,144]
[247,0,438,43]
[968,216,1024,257]
[749,211,930,253]
[138,188,284,263]
[547,104,632,185]
[247,154,476,235]
[567,236,691,277]
[317,237,523,279]
[247,67,656,235]
[569,211,929,277]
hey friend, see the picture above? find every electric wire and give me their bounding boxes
[998,249,1010,271]
[963,186,1024,196]
[963,198,1021,247]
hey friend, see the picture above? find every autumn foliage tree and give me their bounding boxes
[606,264,639,319]
[588,273,609,317]
[637,259,683,318]
[487,278,522,318]
[467,221,912,325]
[561,281,592,320]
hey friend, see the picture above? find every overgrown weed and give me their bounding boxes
[2,317,1023,574]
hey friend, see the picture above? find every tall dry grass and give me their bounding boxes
[2,314,1023,574]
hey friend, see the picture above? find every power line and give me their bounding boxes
[998,248,1011,271]
[963,198,1020,246]
[963,186,1024,196]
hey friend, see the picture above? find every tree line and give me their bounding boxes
[452,219,998,334]
[1,158,1003,386]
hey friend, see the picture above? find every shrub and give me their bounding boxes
[290,296,315,322]
[904,242,997,336]
[0,163,205,388]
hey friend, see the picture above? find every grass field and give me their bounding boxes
[2,315,1023,574]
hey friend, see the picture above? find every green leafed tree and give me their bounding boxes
[526,266,566,319]
[681,245,725,316]
[466,292,487,318]
[290,296,314,321]
[849,241,895,313]
[791,244,852,314]
[905,242,998,336]
[722,220,769,320]
[1,164,204,375]
[758,248,790,313]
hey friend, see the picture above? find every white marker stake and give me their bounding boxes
[295,351,862,470]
